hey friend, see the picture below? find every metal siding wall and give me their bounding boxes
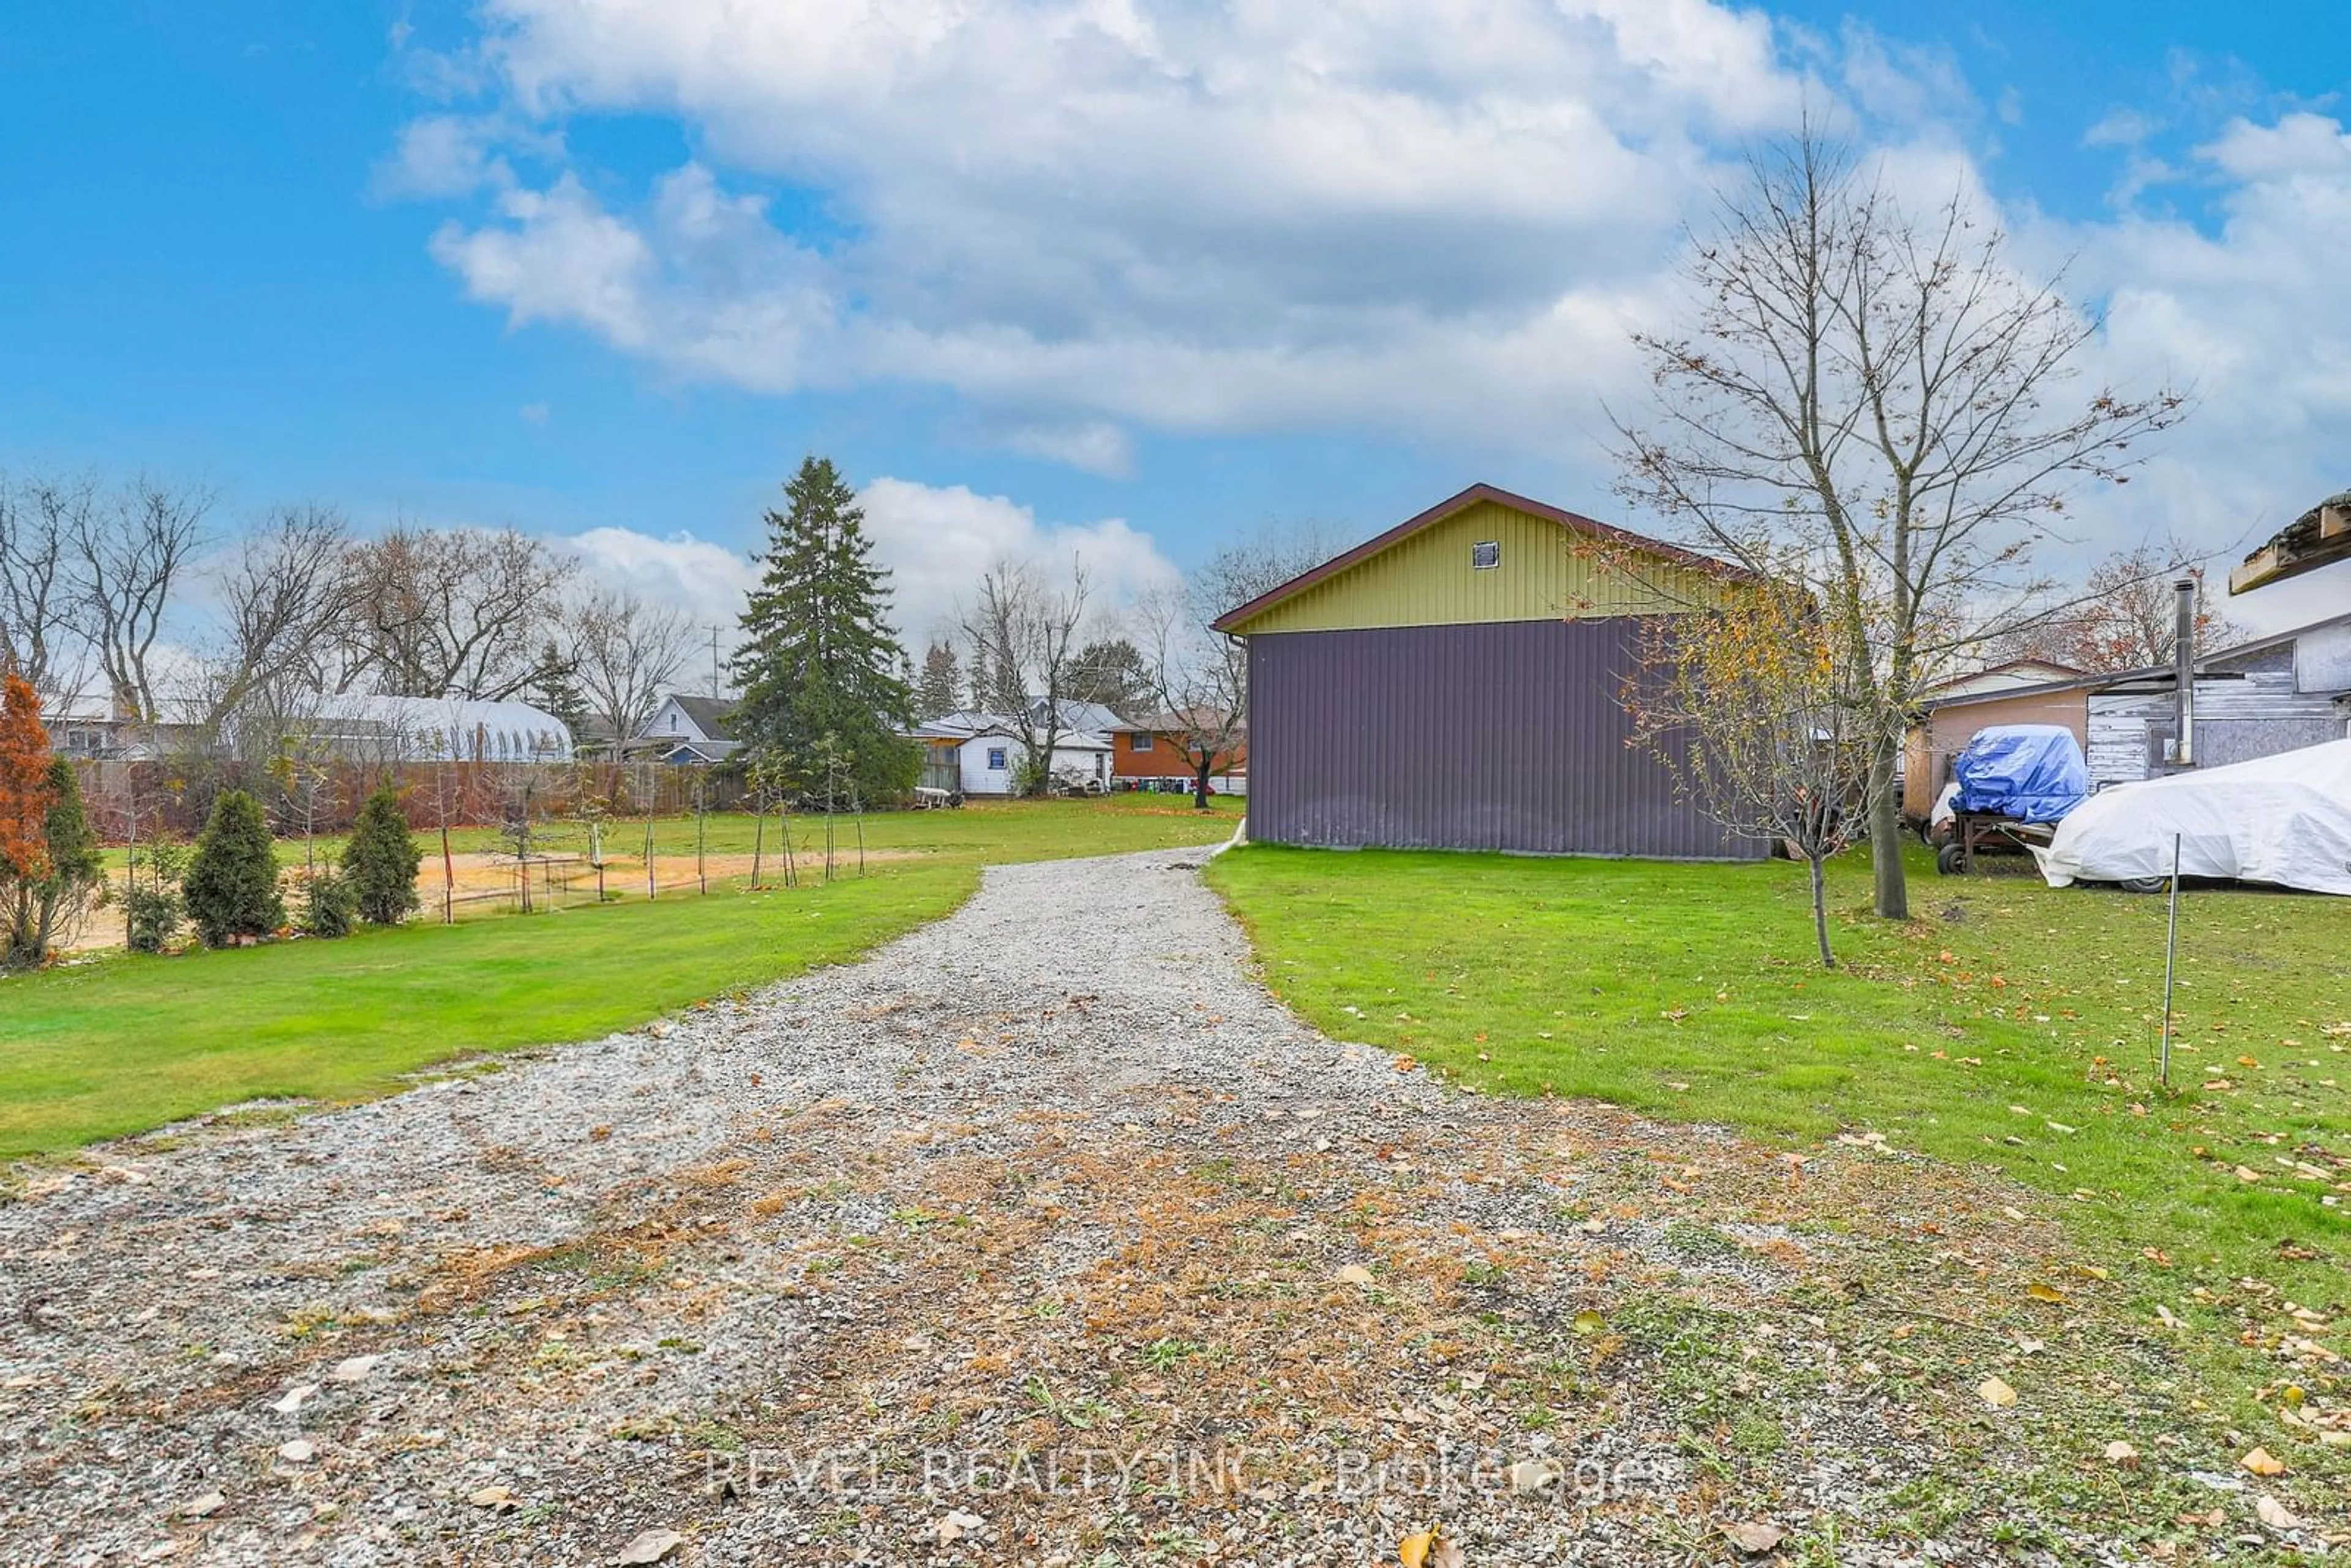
[1247,620,1763,860]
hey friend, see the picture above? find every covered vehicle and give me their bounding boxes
[1949,725,2088,824]
[2035,738,2351,895]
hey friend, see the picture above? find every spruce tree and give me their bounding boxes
[732,457,920,807]
[183,790,285,947]
[525,641,590,743]
[915,642,962,719]
[343,786,422,926]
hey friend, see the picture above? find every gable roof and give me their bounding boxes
[1210,482,1760,635]
[664,694,737,739]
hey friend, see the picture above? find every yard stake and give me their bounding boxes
[2160,831,2182,1090]
[644,816,656,900]
[697,792,707,895]
[751,806,765,890]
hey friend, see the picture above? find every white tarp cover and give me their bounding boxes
[2035,738,2351,894]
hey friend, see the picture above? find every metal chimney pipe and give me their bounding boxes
[2173,577,2197,768]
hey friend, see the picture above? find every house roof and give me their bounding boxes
[664,694,738,738]
[1209,481,1761,635]
[1921,605,2351,713]
[1923,658,2085,696]
[2230,489,2351,593]
[1112,705,1243,735]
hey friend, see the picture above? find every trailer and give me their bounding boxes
[1929,725,2088,876]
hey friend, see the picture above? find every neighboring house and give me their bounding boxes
[1909,607,2351,817]
[1109,709,1247,793]
[629,694,742,766]
[42,700,208,761]
[1899,661,2087,820]
[1210,481,1764,858]
[1925,658,2085,700]
[913,710,1114,797]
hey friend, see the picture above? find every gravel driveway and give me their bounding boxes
[0,850,2300,1565]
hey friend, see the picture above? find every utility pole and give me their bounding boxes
[708,625,723,698]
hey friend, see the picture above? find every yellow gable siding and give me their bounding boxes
[1229,500,1722,636]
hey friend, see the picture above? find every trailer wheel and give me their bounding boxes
[2118,876,2166,895]
[1935,842,1966,876]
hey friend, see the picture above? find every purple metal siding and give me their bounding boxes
[1248,618,1765,860]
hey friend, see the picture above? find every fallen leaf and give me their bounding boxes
[2104,1440,2139,1468]
[1722,1521,1786,1555]
[1508,1458,1561,1493]
[468,1485,518,1510]
[1430,1539,1467,1568]
[1399,1529,1436,1568]
[327,1355,381,1383]
[2026,1282,2065,1304]
[2256,1496,2300,1531]
[934,1509,985,1545]
[269,1383,320,1414]
[277,1439,316,1463]
[1571,1308,1605,1336]
[1978,1375,2018,1409]
[1337,1264,1374,1288]
[2241,1447,2287,1477]
[616,1529,685,1564]
[178,1491,226,1519]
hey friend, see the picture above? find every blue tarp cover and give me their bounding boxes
[1951,724,2088,824]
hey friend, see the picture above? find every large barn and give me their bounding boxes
[1212,482,1764,860]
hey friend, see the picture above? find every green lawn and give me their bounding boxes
[1209,842,2351,1309]
[1,797,1240,1161]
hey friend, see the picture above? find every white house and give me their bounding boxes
[913,711,1113,797]
[630,694,742,765]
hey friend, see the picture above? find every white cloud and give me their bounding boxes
[376,115,517,198]
[564,525,755,629]
[1002,422,1134,479]
[405,0,1800,462]
[400,3,2351,632]
[858,477,1179,644]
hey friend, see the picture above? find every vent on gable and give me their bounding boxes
[1471,540,1501,570]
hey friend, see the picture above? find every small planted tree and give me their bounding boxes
[1620,573,1887,968]
[4,758,102,966]
[126,839,186,953]
[343,786,421,926]
[298,868,359,938]
[182,789,285,947]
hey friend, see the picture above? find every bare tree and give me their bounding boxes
[1135,528,1330,808]
[960,557,1091,796]
[568,586,695,750]
[202,503,360,738]
[338,525,576,700]
[1984,539,2242,673]
[0,473,88,706]
[70,475,213,719]
[1613,123,2183,918]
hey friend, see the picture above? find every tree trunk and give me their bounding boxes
[1809,855,1835,969]
[1193,753,1212,811]
[1867,733,1907,920]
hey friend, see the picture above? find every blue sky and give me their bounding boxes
[4,1,2349,638]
